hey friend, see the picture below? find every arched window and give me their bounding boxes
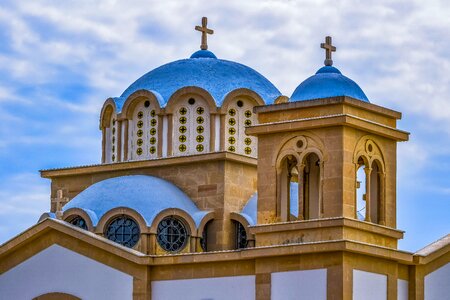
[105,114,117,163]
[356,159,367,221]
[278,155,299,221]
[105,215,140,248]
[129,100,158,160]
[157,216,188,252]
[200,219,213,252]
[355,156,383,223]
[172,97,210,156]
[234,221,247,249]
[225,99,257,157]
[278,152,322,221]
[33,292,81,300]
[67,215,88,230]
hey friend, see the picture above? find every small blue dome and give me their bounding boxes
[62,175,208,227]
[290,66,369,102]
[115,50,281,111]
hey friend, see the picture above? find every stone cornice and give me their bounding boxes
[246,113,409,141]
[40,151,257,179]
[254,96,402,119]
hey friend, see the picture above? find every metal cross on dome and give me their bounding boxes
[195,17,214,50]
[320,36,336,66]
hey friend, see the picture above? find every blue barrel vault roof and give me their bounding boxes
[290,66,369,102]
[113,50,281,112]
[61,175,209,227]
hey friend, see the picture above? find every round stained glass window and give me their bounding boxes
[105,216,140,248]
[157,217,188,252]
[69,216,88,230]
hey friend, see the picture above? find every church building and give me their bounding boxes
[0,17,449,300]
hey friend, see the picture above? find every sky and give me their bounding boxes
[0,0,449,252]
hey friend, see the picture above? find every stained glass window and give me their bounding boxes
[69,216,88,230]
[235,221,247,249]
[105,216,140,248]
[157,217,188,252]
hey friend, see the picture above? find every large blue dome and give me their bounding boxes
[114,50,281,111]
[290,66,369,102]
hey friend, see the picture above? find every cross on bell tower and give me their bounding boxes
[320,36,336,66]
[195,17,214,50]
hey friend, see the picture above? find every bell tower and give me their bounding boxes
[247,37,409,249]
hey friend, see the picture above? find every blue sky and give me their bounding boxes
[0,0,448,252]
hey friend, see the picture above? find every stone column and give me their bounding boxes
[101,127,106,163]
[117,120,122,162]
[379,172,386,225]
[167,114,173,156]
[276,170,282,221]
[364,167,372,222]
[297,163,305,220]
[319,160,325,217]
[210,114,216,151]
[220,114,226,151]
[157,115,164,158]
[123,119,129,161]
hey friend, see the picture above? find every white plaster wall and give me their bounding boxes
[398,279,408,300]
[0,244,133,300]
[353,269,387,300]
[425,263,450,300]
[271,268,327,300]
[152,275,255,300]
